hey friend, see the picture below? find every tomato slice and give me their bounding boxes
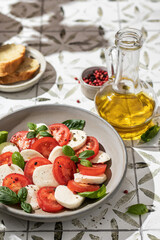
[31,137,59,159]
[78,163,107,176]
[24,157,52,183]
[75,136,99,160]
[53,156,77,185]
[3,173,31,194]
[37,186,64,213]
[48,123,70,146]
[67,180,100,193]
[0,152,12,166]
[10,131,37,151]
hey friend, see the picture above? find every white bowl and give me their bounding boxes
[0,104,127,222]
[80,66,108,100]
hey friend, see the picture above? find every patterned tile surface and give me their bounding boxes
[0,0,160,239]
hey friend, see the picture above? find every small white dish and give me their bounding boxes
[80,66,108,100]
[0,46,46,93]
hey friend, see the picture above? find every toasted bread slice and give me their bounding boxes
[0,44,26,77]
[0,57,40,85]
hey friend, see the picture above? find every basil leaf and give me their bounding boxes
[0,186,19,205]
[21,202,32,213]
[79,150,95,159]
[27,122,37,131]
[62,119,85,130]
[27,131,36,139]
[0,131,8,144]
[71,156,79,162]
[62,145,75,156]
[39,131,53,137]
[12,152,25,170]
[37,125,48,132]
[141,124,160,142]
[18,187,28,202]
[127,203,148,215]
[80,159,92,167]
[78,185,106,199]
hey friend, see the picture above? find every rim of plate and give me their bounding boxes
[0,104,128,222]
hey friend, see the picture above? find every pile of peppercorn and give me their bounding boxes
[82,69,109,86]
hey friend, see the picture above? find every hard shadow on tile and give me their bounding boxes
[0,62,56,99]
[0,13,22,43]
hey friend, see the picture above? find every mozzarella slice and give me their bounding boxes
[20,149,43,162]
[55,185,84,209]
[90,150,110,164]
[0,164,24,186]
[25,185,40,210]
[48,146,66,163]
[33,164,59,188]
[67,130,87,151]
[74,173,107,184]
[0,142,19,154]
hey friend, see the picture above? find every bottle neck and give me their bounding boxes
[114,47,140,92]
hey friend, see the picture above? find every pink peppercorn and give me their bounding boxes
[8,163,11,166]
[123,190,128,194]
[83,68,108,86]
[15,177,18,181]
[77,100,80,103]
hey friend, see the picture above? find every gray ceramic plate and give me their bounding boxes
[0,104,127,222]
[0,46,46,93]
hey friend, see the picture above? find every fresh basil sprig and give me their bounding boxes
[12,152,25,170]
[79,150,94,159]
[21,202,32,213]
[62,145,94,165]
[80,159,92,167]
[141,124,160,143]
[62,145,75,156]
[27,123,37,131]
[0,186,19,205]
[78,185,106,199]
[0,186,32,213]
[27,122,52,139]
[126,203,148,215]
[62,120,85,130]
[17,187,27,202]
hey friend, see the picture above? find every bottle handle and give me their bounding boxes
[105,46,117,80]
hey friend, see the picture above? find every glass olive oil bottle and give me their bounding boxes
[95,28,157,139]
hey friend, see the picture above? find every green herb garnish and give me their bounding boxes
[80,159,92,167]
[0,186,19,205]
[0,131,8,144]
[62,145,95,165]
[21,202,32,213]
[141,124,160,143]
[0,186,32,213]
[62,119,85,130]
[79,150,94,159]
[12,152,25,170]
[17,187,27,202]
[126,203,148,215]
[78,185,107,199]
[62,145,75,156]
[27,122,52,139]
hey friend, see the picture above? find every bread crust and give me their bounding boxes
[0,44,26,77]
[0,58,39,85]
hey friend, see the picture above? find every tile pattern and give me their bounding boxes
[0,0,160,239]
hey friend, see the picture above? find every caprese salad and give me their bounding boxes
[0,119,111,214]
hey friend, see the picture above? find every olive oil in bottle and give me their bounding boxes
[95,86,155,139]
